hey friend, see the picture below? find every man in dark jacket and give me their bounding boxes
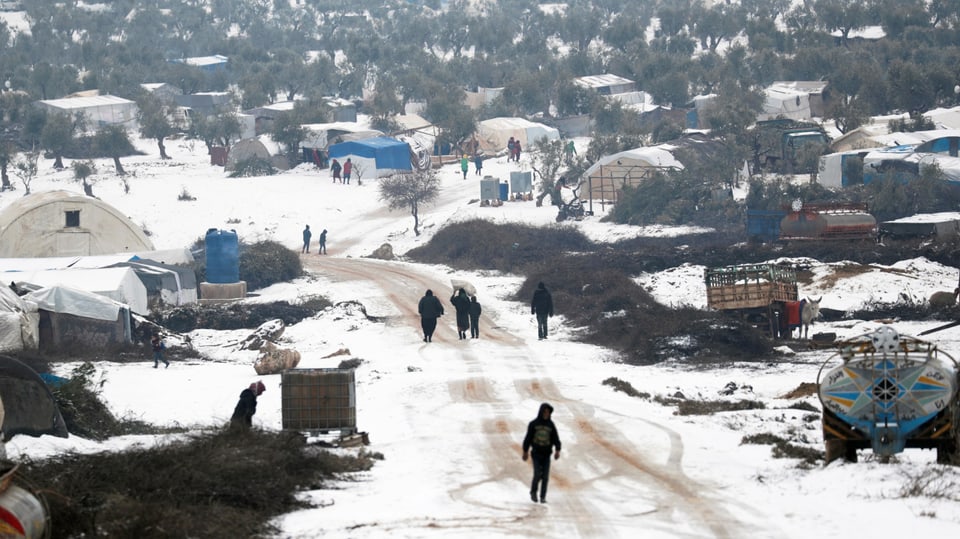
[450,288,471,340]
[231,381,266,429]
[522,402,561,503]
[302,225,312,253]
[417,289,444,342]
[531,282,554,340]
[468,295,482,338]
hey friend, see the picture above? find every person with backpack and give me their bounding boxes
[450,288,471,340]
[522,402,561,504]
[531,282,554,340]
[417,289,444,342]
[151,333,169,368]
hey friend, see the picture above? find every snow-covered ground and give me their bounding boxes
[4,134,960,538]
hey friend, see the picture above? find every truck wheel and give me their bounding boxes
[825,440,857,463]
[936,442,956,465]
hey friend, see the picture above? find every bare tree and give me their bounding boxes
[529,137,565,206]
[378,169,440,236]
[12,147,39,195]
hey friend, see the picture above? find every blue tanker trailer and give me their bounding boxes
[818,326,960,464]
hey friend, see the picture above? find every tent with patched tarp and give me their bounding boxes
[327,137,413,179]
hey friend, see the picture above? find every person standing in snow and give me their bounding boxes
[507,137,516,161]
[531,282,554,340]
[468,295,482,338]
[151,333,169,368]
[450,288,472,340]
[522,402,561,504]
[302,224,312,253]
[331,159,342,183]
[318,229,327,255]
[343,158,353,184]
[230,381,266,429]
[474,153,483,176]
[460,154,469,179]
[513,139,522,162]
[418,289,444,342]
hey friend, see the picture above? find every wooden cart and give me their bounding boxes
[705,264,799,338]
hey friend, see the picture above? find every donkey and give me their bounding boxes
[801,297,822,339]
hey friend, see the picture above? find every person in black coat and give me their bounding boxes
[522,402,561,503]
[468,295,482,338]
[230,381,266,429]
[450,288,472,340]
[531,282,554,340]
[417,289,444,342]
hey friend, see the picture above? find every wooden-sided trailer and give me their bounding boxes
[705,263,798,338]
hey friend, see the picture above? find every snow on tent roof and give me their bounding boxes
[583,146,684,179]
[38,94,135,110]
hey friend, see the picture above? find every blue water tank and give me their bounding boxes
[498,182,508,201]
[205,228,239,283]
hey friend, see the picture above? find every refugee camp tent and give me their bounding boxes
[109,259,198,308]
[0,355,69,440]
[0,190,155,258]
[226,136,288,171]
[476,117,560,154]
[582,146,684,202]
[758,81,828,121]
[35,94,137,127]
[327,137,413,179]
[22,285,134,348]
[13,267,149,315]
[0,285,38,353]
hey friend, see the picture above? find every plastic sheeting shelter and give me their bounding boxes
[0,286,38,353]
[582,146,684,202]
[12,267,149,315]
[23,285,133,348]
[476,117,560,154]
[327,137,412,179]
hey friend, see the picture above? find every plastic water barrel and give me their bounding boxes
[498,182,508,201]
[0,484,48,538]
[205,228,239,284]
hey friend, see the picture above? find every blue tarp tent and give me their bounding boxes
[327,137,412,179]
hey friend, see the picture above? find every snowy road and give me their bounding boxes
[285,255,778,538]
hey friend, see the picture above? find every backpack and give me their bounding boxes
[532,425,552,447]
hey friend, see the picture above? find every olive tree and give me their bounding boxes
[378,169,440,236]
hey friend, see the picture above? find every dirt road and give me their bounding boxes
[301,255,775,538]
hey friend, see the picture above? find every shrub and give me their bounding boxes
[229,157,276,177]
[601,377,649,398]
[239,240,303,291]
[676,399,766,415]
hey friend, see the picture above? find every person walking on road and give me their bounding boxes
[151,333,169,368]
[531,282,554,340]
[460,154,469,180]
[522,402,561,504]
[468,295,482,338]
[450,288,471,340]
[302,225,312,253]
[318,229,327,254]
[418,289,444,342]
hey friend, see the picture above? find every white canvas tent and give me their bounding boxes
[476,117,560,154]
[12,267,148,315]
[0,285,38,353]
